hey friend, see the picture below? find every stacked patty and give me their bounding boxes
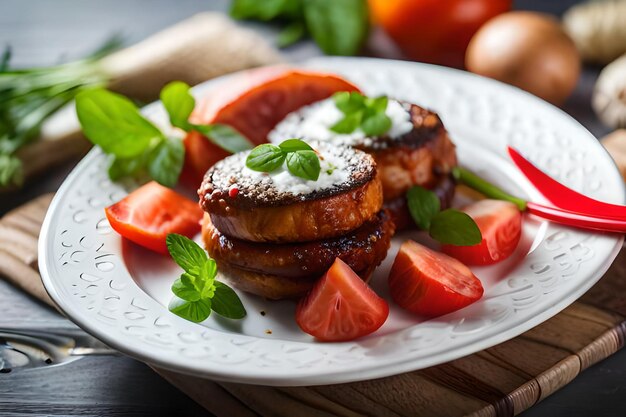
[269,98,458,229]
[198,141,394,299]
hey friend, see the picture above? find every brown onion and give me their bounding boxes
[466,11,580,105]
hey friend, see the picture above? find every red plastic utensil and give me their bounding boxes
[507,146,626,220]
[453,166,626,234]
[526,202,626,232]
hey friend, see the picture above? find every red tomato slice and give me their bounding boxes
[105,181,203,254]
[442,199,522,265]
[296,258,389,342]
[180,130,230,187]
[389,240,483,317]
[183,68,360,184]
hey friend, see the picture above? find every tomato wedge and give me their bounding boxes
[442,199,522,265]
[389,241,483,317]
[296,258,389,342]
[180,130,230,187]
[183,68,360,184]
[105,181,203,254]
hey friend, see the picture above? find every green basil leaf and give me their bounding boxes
[212,281,247,319]
[246,144,286,172]
[107,154,148,181]
[330,112,362,134]
[333,91,365,114]
[406,186,441,230]
[76,89,163,158]
[148,137,184,188]
[277,21,306,48]
[366,96,388,113]
[168,297,212,323]
[193,123,254,153]
[181,271,196,288]
[171,275,201,302]
[303,0,369,56]
[160,81,194,131]
[199,259,218,299]
[279,138,312,153]
[166,233,208,272]
[429,209,483,246]
[231,0,302,21]
[361,112,392,136]
[286,150,320,181]
[203,258,218,281]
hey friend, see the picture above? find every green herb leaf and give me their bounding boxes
[333,91,365,114]
[278,138,312,153]
[171,275,201,302]
[76,88,163,158]
[212,282,247,319]
[166,234,208,272]
[168,297,212,323]
[366,96,388,113]
[330,92,391,136]
[166,233,246,324]
[160,81,194,131]
[246,144,286,172]
[199,260,218,299]
[148,137,184,188]
[286,150,320,181]
[361,112,392,136]
[429,209,482,246]
[277,21,306,48]
[330,112,362,134]
[406,186,441,230]
[192,123,254,154]
[303,0,369,56]
[107,154,148,181]
[231,0,302,21]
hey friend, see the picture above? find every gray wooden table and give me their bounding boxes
[1,1,625,416]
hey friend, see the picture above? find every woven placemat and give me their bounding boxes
[2,193,625,417]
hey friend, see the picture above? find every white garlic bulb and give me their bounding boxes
[563,0,626,65]
[593,54,626,128]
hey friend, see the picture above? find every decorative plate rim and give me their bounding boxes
[39,57,625,386]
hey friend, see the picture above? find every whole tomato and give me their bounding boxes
[369,0,512,68]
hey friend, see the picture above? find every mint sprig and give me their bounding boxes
[246,139,320,181]
[76,81,254,188]
[166,234,246,323]
[406,186,482,246]
[330,92,393,137]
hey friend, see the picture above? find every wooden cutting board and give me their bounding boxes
[2,193,625,417]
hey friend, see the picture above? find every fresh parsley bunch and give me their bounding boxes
[75,81,253,187]
[330,91,392,137]
[407,186,482,246]
[230,0,369,56]
[167,234,246,322]
[246,138,321,181]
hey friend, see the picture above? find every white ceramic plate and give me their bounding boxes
[39,57,625,386]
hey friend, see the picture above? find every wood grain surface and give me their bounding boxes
[2,193,625,417]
